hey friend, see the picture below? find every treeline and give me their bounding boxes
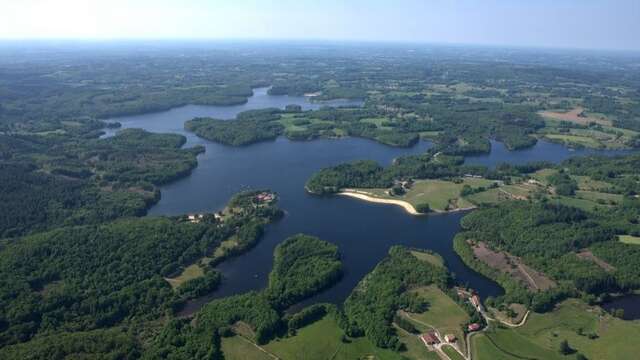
[0,129,203,238]
[266,234,342,308]
[455,201,640,311]
[146,234,344,359]
[305,151,550,194]
[342,246,451,349]
[0,327,141,359]
[185,109,284,146]
[0,190,281,349]
[563,154,640,195]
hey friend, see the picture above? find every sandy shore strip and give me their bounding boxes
[337,189,477,215]
[337,189,424,215]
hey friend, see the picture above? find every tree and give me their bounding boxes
[415,203,431,214]
[613,308,625,319]
[559,339,572,355]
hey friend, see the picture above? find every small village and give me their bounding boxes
[414,288,485,360]
[184,191,277,224]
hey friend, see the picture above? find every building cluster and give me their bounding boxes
[254,192,275,203]
[187,214,204,223]
[420,330,457,347]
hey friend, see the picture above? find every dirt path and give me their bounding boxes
[466,305,531,359]
[517,264,539,290]
[400,311,468,360]
[237,335,281,360]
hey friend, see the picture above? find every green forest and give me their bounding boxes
[2,43,640,359]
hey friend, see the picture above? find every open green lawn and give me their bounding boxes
[531,168,557,184]
[549,196,607,212]
[471,328,564,360]
[410,250,444,268]
[465,187,508,205]
[442,345,466,360]
[472,300,640,360]
[501,184,536,198]
[221,336,273,360]
[395,325,441,360]
[575,190,624,204]
[619,235,640,245]
[262,316,403,360]
[357,178,496,212]
[419,130,442,139]
[361,117,394,130]
[164,263,204,289]
[544,134,604,149]
[278,114,336,132]
[573,175,614,192]
[406,286,469,350]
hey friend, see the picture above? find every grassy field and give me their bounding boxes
[501,184,537,198]
[575,190,623,204]
[442,345,466,360]
[539,107,612,126]
[619,235,640,245]
[465,188,508,205]
[164,263,204,289]
[208,235,239,262]
[549,196,607,212]
[361,117,394,130]
[472,327,564,360]
[573,175,613,192]
[466,182,539,205]
[406,286,469,350]
[410,250,445,268]
[221,336,273,360]
[472,300,640,360]
[356,178,496,212]
[544,134,604,149]
[262,316,403,360]
[278,114,335,132]
[531,168,556,184]
[395,325,441,360]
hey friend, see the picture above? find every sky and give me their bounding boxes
[1,0,639,51]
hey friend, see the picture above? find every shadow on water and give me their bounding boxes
[104,89,633,315]
[602,295,640,320]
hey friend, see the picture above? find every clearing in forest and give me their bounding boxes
[576,250,616,272]
[354,178,496,212]
[540,107,612,126]
[471,241,556,291]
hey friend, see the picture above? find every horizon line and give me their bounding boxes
[1,37,639,54]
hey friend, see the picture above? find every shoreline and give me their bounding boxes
[337,189,425,215]
[337,189,477,215]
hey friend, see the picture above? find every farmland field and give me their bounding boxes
[264,316,403,360]
[405,285,470,350]
[619,235,640,245]
[355,178,496,212]
[473,300,640,360]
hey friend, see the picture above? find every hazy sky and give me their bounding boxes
[1,0,639,50]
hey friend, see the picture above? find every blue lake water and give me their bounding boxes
[105,87,633,315]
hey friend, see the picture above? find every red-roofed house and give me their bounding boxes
[420,331,440,346]
[468,323,481,332]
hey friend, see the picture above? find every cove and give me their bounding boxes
[602,295,640,320]
[465,139,634,168]
[104,87,630,316]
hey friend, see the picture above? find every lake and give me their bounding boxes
[602,294,640,320]
[105,87,631,315]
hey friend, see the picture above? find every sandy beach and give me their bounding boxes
[338,189,477,215]
[337,189,424,215]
